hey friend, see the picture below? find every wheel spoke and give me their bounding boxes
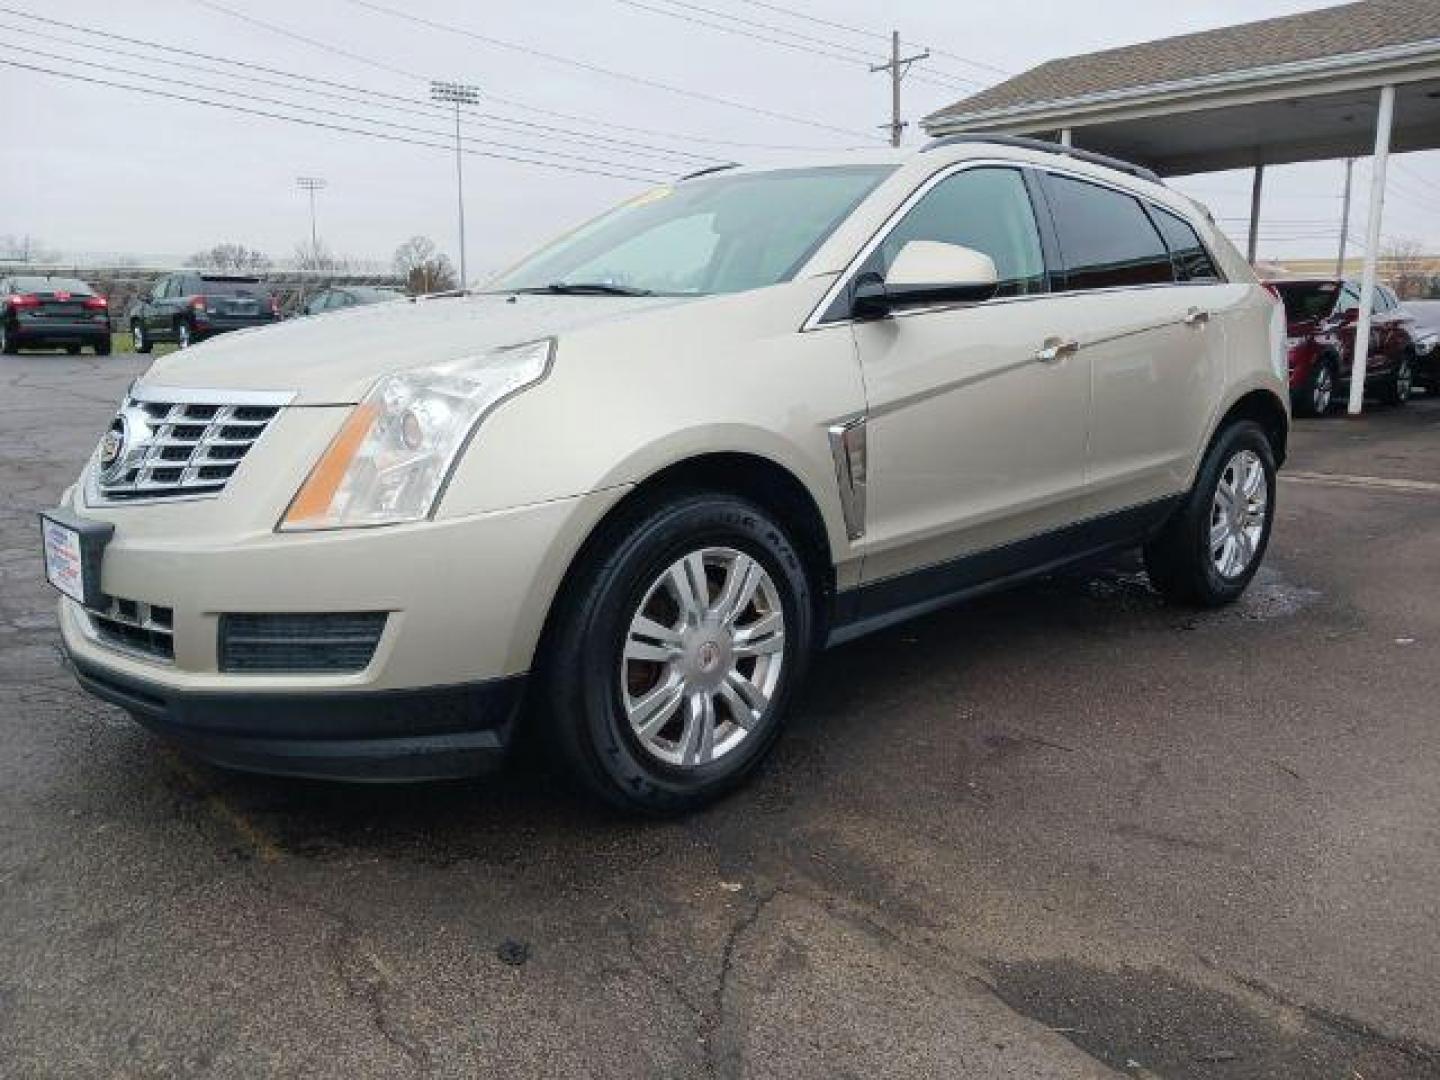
[680,693,716,767]
[630,614,682,647]
[630,679,685,739]
[713,554,761,626]
[668,554,709,624]
[725,669,770,716]
[733,619,784,659]
[625,637,679,663]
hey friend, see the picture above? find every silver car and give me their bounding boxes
[42,137,1289,811]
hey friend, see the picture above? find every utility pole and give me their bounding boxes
[430,80,481,288]
[870,31,929,148]
[1336,157,1355,278]
[295,176,326,255]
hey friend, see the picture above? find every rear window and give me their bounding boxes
[1045,174,1174,291]
[197,278,267,298]
[1274,282,1340,320]
[9,276,92,294]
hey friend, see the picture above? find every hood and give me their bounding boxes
[136,292,692,405]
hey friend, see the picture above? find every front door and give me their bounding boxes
[843,165,1091,593]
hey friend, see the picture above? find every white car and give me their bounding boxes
[42,137,1289,812]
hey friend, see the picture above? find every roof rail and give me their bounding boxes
[921,134,1163,186]
[678,162,741,182]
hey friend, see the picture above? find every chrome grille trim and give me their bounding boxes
[87,387,293,505]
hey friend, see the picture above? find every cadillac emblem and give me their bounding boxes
[97,416,127,478]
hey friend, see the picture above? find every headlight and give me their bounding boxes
[280,339,553,530]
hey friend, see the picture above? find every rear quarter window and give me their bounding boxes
[1151,208,1221,282]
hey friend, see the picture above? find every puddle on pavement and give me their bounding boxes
[986,958,1439,1079]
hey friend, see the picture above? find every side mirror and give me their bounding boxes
[852,241,999,320]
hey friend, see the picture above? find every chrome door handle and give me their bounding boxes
[1184,307,1211,327]
[1034,337,1079,363]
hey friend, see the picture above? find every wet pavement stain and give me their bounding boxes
[987,959,1440,1079]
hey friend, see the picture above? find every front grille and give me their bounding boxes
[218,613,388,674]
[90,597,175,662]
[94,396,282,502]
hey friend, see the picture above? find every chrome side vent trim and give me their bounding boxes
[828,416,868,541]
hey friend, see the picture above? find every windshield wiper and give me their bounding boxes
[516,282,653,297]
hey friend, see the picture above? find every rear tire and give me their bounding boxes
[1379,352,1414,406]
[542,493,815,814]
[0,324,17,355]
[95,337,112,356]
[1144,421,1276,608]
[176,321,192,349]
[1293,356,1336,418]
[66,345,81,356]
[131,322,151,354]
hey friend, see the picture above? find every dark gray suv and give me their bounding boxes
[128,272,278,352]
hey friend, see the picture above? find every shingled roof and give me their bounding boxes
[925,0,1440,126]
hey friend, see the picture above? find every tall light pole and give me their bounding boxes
[430,80,480,287]
[296,176,327,254]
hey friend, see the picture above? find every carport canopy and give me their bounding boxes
[923,0,1440,414]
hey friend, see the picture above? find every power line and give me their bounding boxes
[0,13,719,167]
[615,0,981,92]
[191,0,858,151]
[0,55,662,184]
[0,41,678,181]
[729,0,1013,78]
[337,0,883,141]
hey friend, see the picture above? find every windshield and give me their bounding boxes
[1274,281,1340,321]
[489,165,894,297]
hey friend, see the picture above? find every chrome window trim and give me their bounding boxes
[802,156,1229,332]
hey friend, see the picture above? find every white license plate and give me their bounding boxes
[41,517,87,604]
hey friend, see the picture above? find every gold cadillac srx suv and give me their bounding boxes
[42,137,1289,812]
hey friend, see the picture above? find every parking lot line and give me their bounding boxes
[1281,470,1440,495]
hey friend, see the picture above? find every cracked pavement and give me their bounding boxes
[2,352,1439,1077]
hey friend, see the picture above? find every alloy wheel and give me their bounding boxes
[178,323,191,349]
[620,547,786,769]
[1313,365,1333,413]
[1397,357,1413,401]
[1210,449,1268,579]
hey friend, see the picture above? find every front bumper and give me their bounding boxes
[69,653,525,780]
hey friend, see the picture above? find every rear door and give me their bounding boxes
[844,163,1092,591]
[1037,171,1228,512]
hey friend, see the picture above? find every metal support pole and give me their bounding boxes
[1348,84,1396,416]
[1059,128,1073,148]
[1247,164,1265,264]
[308,187,318,253]
[1336,157,1354,278]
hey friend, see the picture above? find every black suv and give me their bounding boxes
[1,275,111,355]
[128,272,278,352]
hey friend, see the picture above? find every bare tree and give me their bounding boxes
[393,235,457,293]
[0,234,58,263]
[186,242,272,273]
[1381,239,1431,299]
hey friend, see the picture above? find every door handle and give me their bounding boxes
[1034,337,1079,363]
[1184,307,1211,328]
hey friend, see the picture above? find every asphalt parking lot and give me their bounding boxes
[3,352,1438,1079]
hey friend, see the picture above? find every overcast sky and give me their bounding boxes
[4,0,1439,279]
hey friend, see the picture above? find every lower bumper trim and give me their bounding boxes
[69,655,527,781]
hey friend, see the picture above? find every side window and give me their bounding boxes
[873,166,1045,298]
[1045,174,1174,291]
[154,276,172,299]
[1338,285,1360,314]
[1151,207,1220,282]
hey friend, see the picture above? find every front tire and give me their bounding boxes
[1144,421,1276,608]
[542,494,815,814]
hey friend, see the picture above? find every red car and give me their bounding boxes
[1268,278,1418,416]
